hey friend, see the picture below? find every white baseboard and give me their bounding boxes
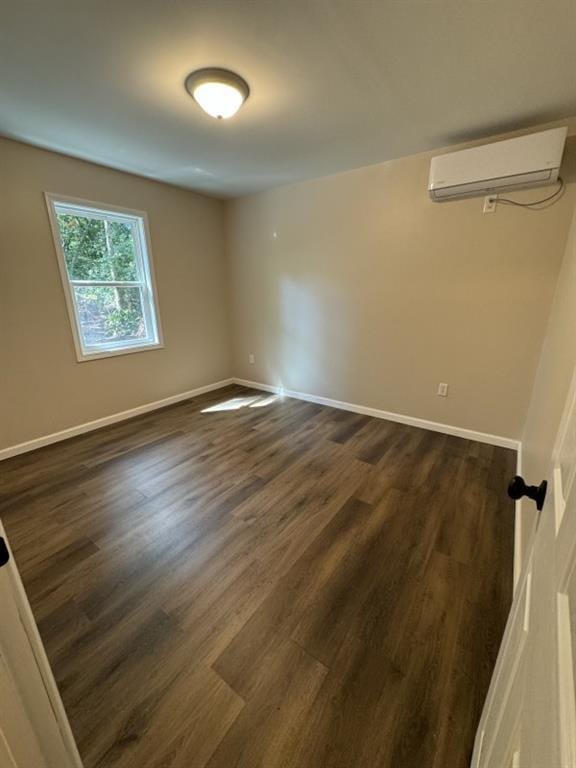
[0,378,234,462]
[233,377,521,451]
[1,373,521,467]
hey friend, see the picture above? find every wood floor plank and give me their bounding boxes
[111,665,244,768]
[213,494,379,700]
[0,385,515,768]
[206,638,328,768]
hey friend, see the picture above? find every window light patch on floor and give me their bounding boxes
[250,394,279,408]
[201,394,280,413]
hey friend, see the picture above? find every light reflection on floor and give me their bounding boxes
[201,394,280,413]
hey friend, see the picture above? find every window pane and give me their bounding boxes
[108,221,138,281]
[73,286,149,347]
[57,214,111,280]
[56,213,138,281]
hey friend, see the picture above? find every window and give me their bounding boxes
[46,194,162,361]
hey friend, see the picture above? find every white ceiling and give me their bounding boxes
[1,0,575,197]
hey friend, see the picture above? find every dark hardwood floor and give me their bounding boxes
[0,384,515,768]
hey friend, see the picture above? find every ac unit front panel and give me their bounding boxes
[430,168,558,201]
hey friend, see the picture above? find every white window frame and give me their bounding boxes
[45,192,164,362]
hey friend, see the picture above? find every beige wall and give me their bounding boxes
[0,138,230,451]
[520,206,576,538]
[3,125,576,453]
[226,131,576,440]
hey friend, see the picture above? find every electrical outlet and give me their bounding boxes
[248,353,255,365]
[437,382,449,397]
[483,195,497,214]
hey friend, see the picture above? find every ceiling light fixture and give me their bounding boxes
[185,68,250,120]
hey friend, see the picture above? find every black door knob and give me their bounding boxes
[0,538,9,567]
[507,475,548,511]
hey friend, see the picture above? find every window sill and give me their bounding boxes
[76,341,164,363]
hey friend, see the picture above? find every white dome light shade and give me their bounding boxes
[193,82,244,119]
[185,68,250,120]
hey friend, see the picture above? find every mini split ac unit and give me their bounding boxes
[428,127,567,202]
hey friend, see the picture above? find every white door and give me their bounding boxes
[472,365,576,767]
[0,520,83,768]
